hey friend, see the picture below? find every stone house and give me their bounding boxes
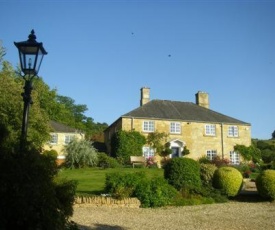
[104,87,251,165]
[43,121,85,163]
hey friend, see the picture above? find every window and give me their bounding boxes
[50,134,58,144]
[230,151,240,165]
[206,150,217,161]
[65,135,75,144]
[142,147,155,159]
[170,122,181,134]
[228,126,239,137]
[205,124,216,136]
[143,121,155,132]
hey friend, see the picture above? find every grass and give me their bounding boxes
[58,167,164,195]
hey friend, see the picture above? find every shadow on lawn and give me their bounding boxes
[77,224,127,230]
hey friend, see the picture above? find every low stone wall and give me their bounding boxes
[74,196,141,208]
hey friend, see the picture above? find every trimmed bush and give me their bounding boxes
[134,177,178,208]
[200,163,217,184]
[256,169,275,200]
[213,167,243,197]
[97,152,121,168]
[105,172,145,199]
[164,158,202,192]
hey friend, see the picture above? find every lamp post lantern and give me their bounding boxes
[14,30,47,149]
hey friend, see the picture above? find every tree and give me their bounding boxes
[272,130,275,139]
[64,138,98,168]
[0,62,51,149]
[111,130,146,164]
[0,47,106,149]
[147,131,169,155]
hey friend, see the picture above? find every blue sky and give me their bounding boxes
[0,0,274,139]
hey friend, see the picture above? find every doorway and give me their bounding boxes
[171,147,180,158]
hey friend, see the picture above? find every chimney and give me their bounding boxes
[195,91,209,109]
[140,87,150,106]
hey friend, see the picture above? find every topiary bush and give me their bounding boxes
[200,163,217,185]
[164,158,202,192]
[213,166,243,197]
[256,169,275,200]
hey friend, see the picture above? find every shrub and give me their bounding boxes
[256,169,275,200]
[64,138,98,168]
[134,177,178,208]
[0,149,76,229]
[97,152,121,168]
[213,167,243,197]
[164,158,202,192]
[198,155,212,164]
[211,156,230,167]
[105,172,145,199]
[110,130,146,164]
[200,163,217,184]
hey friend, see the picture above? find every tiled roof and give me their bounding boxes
[122,100,249,125]
[49,121,77,133]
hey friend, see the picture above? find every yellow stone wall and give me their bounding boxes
[43,132,84,158]
[105,117,251,161]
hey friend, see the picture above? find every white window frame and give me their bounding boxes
[228,126,239,137]
[205,124,216,136]
[64,135,75,145]
[230,151,240,165]
[206,150,217,161]
[50,133,58,145]
[143,121,155,132]
[170,122,181,134]
[142,146,155,159]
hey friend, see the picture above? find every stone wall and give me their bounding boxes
[74,196,141,208]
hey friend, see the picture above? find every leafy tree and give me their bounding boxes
[0,46,106,149]
[272,130,275,139]
[64,138,98,168]
[111,130,146,164]
[147,131,169,155]
[0,62,51,149]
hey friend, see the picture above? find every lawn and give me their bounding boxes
[58,167,164,195]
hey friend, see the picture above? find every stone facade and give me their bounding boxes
[43,121,85,161]
[104,88,251,164]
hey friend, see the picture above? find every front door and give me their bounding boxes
[171,147,180,158]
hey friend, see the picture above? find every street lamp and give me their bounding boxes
[14,30,47,149]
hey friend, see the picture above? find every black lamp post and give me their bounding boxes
[14,30,47,149]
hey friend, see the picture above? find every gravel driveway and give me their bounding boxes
[72,181,275,230]
[72,200,275,230]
